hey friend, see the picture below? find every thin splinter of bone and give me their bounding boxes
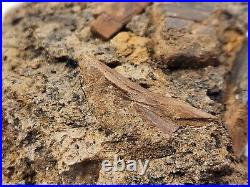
[79,55,217,135]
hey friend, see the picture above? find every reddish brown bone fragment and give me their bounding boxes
[91,3,151,40]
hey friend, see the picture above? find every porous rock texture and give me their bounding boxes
[2,3,248,184]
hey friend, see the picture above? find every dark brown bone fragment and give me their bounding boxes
[224,40,248,157]
[91,3,151,40]
[150,3,220,70]
[79,55,217,136]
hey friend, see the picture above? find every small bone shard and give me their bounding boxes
[79,55,217,136]
[91,3,151,40]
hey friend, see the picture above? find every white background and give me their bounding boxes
[2,2,23,19]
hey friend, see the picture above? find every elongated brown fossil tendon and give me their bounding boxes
[79,55,217,137]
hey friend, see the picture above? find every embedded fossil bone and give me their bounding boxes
[78,55,217,135]
[91,3,151,40]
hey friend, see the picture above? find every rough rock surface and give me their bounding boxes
[2,3,248,184]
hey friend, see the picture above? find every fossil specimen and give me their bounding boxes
[2,2,247,184]
[79,55,217,137]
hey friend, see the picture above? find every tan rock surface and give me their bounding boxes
[2,2,248,184]
[111,32,150,65]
